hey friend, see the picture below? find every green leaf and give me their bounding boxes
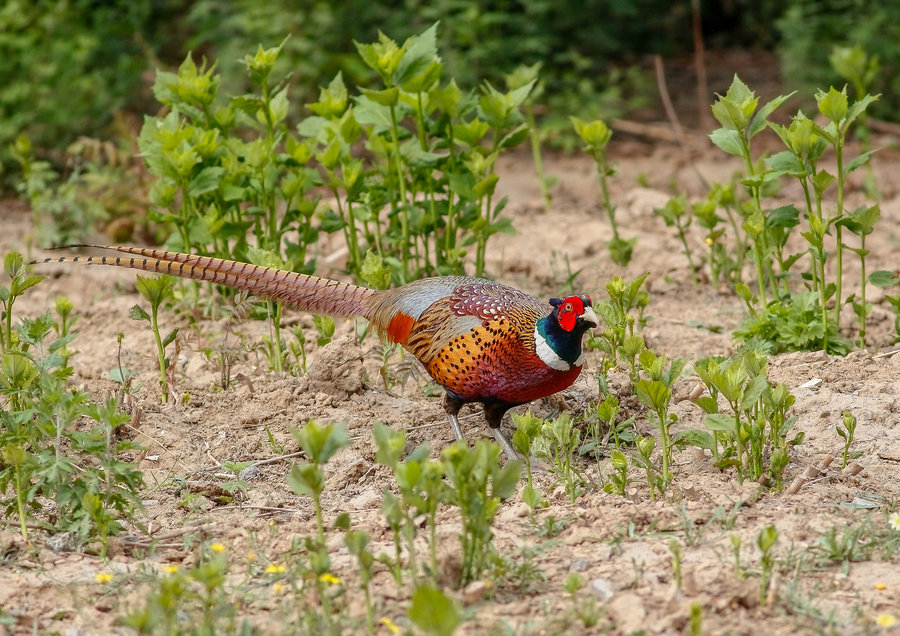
[749,92,794,139]
[287,462,324,498]
[492,461,522,499]
[291,420,349,465]
[869,270,900,289]
[161,328,179,349]
[129,304,150,322]
[844,148,878,176]
[187,166,224,197]
[705,413,737,434]
[408,586,460,636]
[816,86,848,124]
[709,128,744,156]
[673,429,715,451]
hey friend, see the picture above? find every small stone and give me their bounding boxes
[463,580,488,605]
[570,558,590,572]
[590,578,615,601]
[239,465,261,481]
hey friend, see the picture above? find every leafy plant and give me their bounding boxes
[654,194,698,285]
[441,441,521,584]
[634,349,685,489]
[534,413,584,503]
[571,117,634,266]
[836,412,860,469]
[287,420,349,542]
[687,350,802,487]
[757,524,779,604]
[130,275,178,403]
[511,412,545,513]
[0,255,143,551]
[704,76,880,354]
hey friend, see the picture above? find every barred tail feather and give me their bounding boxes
[35,245,375,319]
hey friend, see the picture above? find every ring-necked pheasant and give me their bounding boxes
[36,246,599,456]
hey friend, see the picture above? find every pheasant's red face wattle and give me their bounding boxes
[556,296,585,332]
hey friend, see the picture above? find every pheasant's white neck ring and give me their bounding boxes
[534,325,584,371]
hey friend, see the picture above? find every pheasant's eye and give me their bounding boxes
[564,302,573,312]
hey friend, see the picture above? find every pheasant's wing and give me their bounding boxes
[395,278,550,364]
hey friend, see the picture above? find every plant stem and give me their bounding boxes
[150,303,168,402]
[388,104,410,279]
[834,141,845,329]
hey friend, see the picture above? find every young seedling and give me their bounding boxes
[603,449,629,496]
[344,530,376,633]
[287,420,350,543]
[571,116,635,266]
[836,412,859,469]
[511,412,545,513]
[634,349,685,488]
[131,274,177,402]
[441,441,521,584]
[654,194,698,285]
[1,252,44,354]
[757,524,779,604]
[710,75,794,306]
[506,62,555,212]
[534,412,584,502]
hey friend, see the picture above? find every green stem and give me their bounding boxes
[269,300,283,373]
[834,141,845,330]
[525,104,551,211]
[150,303,168,402]
[859,233,867,346]
[388,105,410,279]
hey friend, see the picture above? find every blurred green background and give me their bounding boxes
[1,0,895,175]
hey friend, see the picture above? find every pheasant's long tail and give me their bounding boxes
[34,245,376,319]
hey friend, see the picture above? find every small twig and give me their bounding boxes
[654,54,710,191]
[873,348,900,359]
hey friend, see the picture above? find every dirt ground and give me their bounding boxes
[2,124,900,635]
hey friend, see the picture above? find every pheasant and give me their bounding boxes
[36,246,599,457]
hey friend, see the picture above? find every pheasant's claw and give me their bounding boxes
[492,428,522,462]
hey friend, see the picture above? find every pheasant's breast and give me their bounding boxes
[423,316,582,404]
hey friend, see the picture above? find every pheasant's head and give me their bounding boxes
[549,295,599,334]
[533,295,599,371]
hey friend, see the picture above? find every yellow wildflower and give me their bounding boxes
[272,582,286,595]
[95,572,113,583]
[210,542,226,553]
[246,550,257,562]
[266,563,286,574]
[874,582,886,590]
[876,613,896,628]
[318,573,341,585]
[164,565,179,574]
[380,617,400,634]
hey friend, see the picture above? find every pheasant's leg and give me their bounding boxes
[484,402,521,462]
[491,427,519,461]
[443,393,466,441]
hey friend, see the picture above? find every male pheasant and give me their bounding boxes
[37,246,599,456]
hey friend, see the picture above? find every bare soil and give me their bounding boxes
[1,131,900,635]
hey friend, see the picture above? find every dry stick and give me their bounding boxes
[786,454,835,494]
[691,0,713,132]
[653,55,710,192]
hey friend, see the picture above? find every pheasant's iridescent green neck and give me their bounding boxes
[534,314,585,371]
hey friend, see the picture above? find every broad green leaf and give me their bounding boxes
[709,128,744,156]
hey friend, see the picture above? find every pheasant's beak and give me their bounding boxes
[581,306,599,328]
